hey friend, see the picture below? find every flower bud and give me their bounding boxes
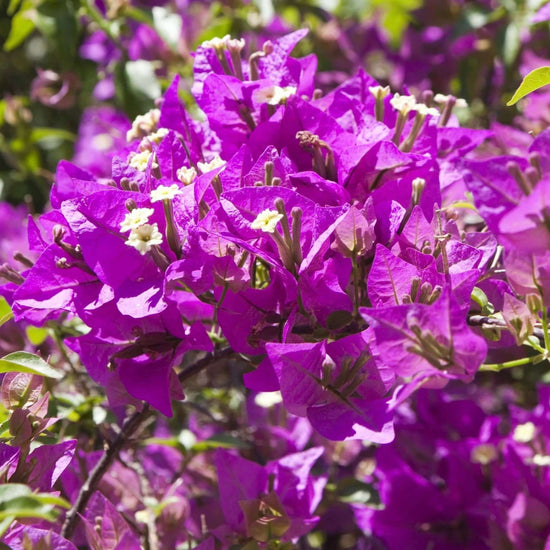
[30,69,80,110]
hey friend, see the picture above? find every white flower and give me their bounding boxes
[91,133,114,151]
[390,93,417,115]
[201,35,230,51]
[413,103,440,117]
[513,421,536,443]
[255,85,297,105]
[129,150,158,172]
[150,184,183,202]
[434,94,468,108]
[197,155,226,173]
[120,208,155,232]
[148,127,169,144]
[126,223,163,255]
[470,443,498,465]
[177,166,197,185]
[225,36,245,51]
[368,85,391,99]
[126,109,160,142]
[254,391,283,408]
[533,454,550,466]
[251,209,283,233]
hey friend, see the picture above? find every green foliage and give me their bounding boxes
[192,432,251,451]
[0,352,62,379]
[3,0,35,52]
[471,287,494,316]
[507,66,550,106]
[334,478,382,507]
[0,484,70,537]
[0,299,13,329]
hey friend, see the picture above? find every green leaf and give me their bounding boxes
[507,66,550,106]
[29,493,70,509]
[25,326,48,346]
[7,0,23,15]
[336,478,382,507]
[471,287,493,315]
[192,433,251,451]
[3,6,35,51]
[0,352,62,379]
[0,299,13,328]
[30,128,76,144]
[0,484,30,504]
[0,485,69,529]
[0,496,58,522]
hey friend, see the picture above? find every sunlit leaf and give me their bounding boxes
[3,4,35,51]
[0,352,62,379]
[507,66,550,106]
[25,326,48,346]
[192,433,251,451]
[0,299,13,329]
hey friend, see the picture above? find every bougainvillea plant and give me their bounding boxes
[1,1,550,549]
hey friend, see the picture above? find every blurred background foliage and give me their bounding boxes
[1,0,549,211]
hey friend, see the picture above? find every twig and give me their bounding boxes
[61,404,152,539]
[120,454,159,550]
[468,314,545,341]
[61,347,234,541]
[178,346,234,383]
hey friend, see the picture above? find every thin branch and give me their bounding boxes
[61,347,234,541]
[61,404,152,539]
[178,346,234,383]
[467,314,546,342]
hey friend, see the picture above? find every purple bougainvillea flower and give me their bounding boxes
[81,492,142,550]
[3,527,78,550]
[498,178,550,254]
[30,69,80,110]
[462,156,526,237]
[215,447,325,542]
[266,331,394,442]
[362,291,487,404]
[72,107,131,178]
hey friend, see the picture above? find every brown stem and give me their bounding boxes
[61,404,152,539]
[178,347,234,383]
[61,348,235,541]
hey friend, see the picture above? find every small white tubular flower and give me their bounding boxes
[251,209,283,233]
[254,391,283,408]
[126,108,161,142]
[255,85,297,105]
[390,93,417,115]
[434,94,468,108]
[150,184,183,203]
[91,133,114,151]
[413,103,440,117]
[197,154,226,173]
[120,207,155,232]
[129,150,158,172]
[368,85,391,99]
[126,223,163,255]
[470,443,498,465]
[533,454,550,466]
[226,36,245,50]
[201,35,230,51]
[513,421,536,443]
[148,127,169,144]
[177,166,197,185]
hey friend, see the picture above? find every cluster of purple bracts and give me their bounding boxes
[1,27,550,549]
